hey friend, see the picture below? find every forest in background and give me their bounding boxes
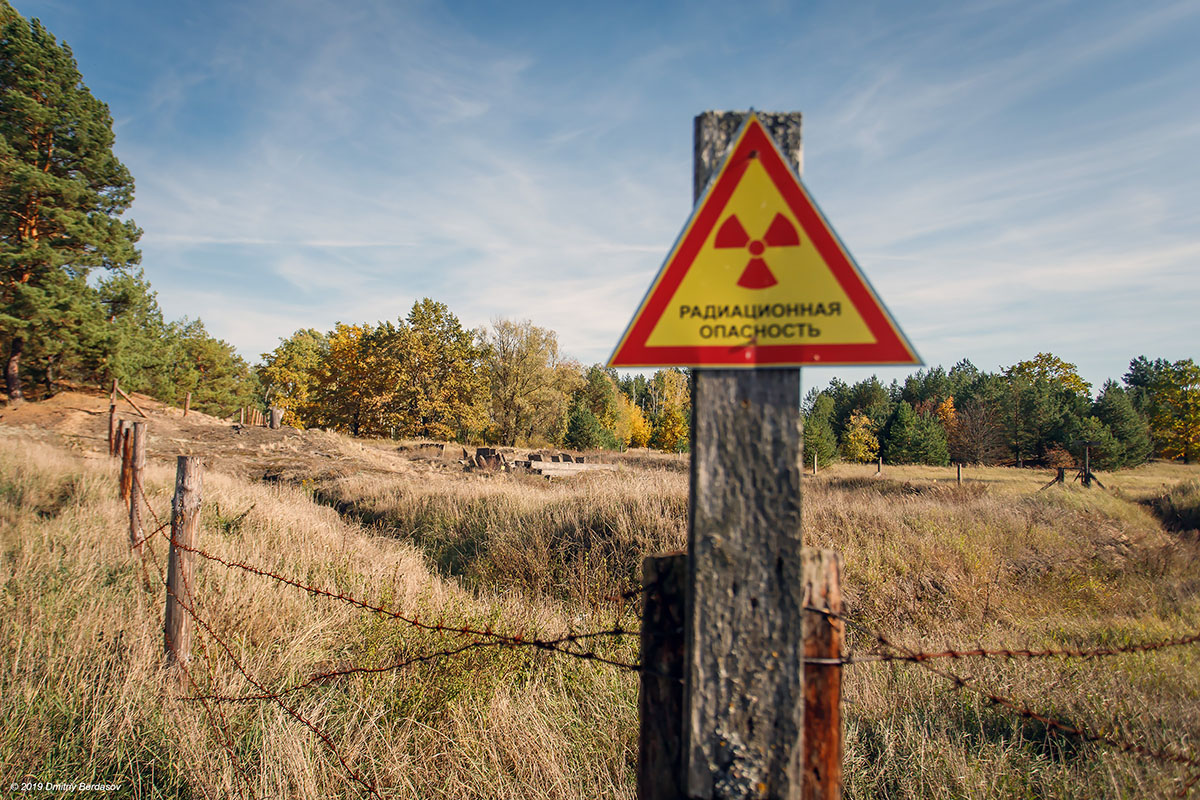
[2,0,1197,466]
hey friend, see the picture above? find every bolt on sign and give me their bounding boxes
[609,112,920,368]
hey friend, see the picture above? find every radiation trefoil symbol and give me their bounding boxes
[714,212,801,289]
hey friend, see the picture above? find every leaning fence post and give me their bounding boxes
[165,456,202,673]
[803,550,844,800]
[118,421,133,501]
[639,552,687,800]
[129,422,147,554]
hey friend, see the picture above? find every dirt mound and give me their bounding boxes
[0,389,458,482]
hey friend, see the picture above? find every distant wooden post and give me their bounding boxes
[108,405,118,456]
[239,407,245,426]
[685,111,806,799]
[639,552,687,800]
[165,456,202,672]
[956,463,962,485]
[802,551,844,800]
[183,392,191,418]
[876,455,882,476]
[129,422,147,554]
[118,422,133,501]
[269,407,283,429]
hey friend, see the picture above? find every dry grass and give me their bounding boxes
[0,434,637,798]
[3,420,1199,798]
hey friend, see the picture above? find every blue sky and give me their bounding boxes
[16,0,1200,392]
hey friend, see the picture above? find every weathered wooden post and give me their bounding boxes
[684,111,806,799]
[129,422,147,554]
[812,452,818,476]
[118,421,133,501]
[239,407,245,426]
[802,551,844,800]
[876,455,882,476]
[183,391,191,418]
[639,552,688,800]
[269,407,283,429]
[956,463,962,485]
[614,110,917,799]
[108,403,118,456]
[164,456,202,672]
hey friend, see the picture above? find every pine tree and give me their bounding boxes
[802,392,838,467]
[1,3,141,403]
[1093,380,1151,468]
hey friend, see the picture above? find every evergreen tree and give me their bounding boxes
[803,392,838,467]
[1070,416,1122,471]
[564,400,610,451]
[1,3,141,403]
[882,401,950,465]
[1093,380,1152,468]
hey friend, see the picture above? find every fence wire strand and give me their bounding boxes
[806,606,1200,778]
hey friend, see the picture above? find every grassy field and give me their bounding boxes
[2,414,1198,798]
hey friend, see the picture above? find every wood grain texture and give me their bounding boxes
[165,456,202,672]
[802,550,843,800]
[639,552,687,800]
[128,422,146,554]
[686,111,805,800]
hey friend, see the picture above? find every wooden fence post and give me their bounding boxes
[164,456,202,673]
[108,403,118,456]
[802,551,844,800]
[118,422,133,501]
[813,452,818,476]
[129,422,147,553]
[685,111,806,799]
[183,392,191,418]
[639,552,687,800]
[876,455,882,476]
[239,407,245,426]
[269,407,283,429]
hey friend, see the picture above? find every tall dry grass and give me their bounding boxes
[0,434,637,798]
[3,425,1199,798]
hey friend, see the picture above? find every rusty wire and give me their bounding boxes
[142,519,252,800]
[807,606,1200,777]
[163,536,640,660]
[161,547,384,799]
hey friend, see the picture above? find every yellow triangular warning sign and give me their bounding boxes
[609,113,919,368]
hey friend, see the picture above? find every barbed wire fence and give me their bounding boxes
[112,432,1199,798]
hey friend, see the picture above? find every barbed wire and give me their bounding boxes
[160,541,384,799]
[143,525,252,800]
[806,606,1200,776]
[163,536,640,661]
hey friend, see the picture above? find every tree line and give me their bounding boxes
[2,2,1198,464]
[803,353,1199,469]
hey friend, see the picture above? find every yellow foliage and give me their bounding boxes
[842,412,879,463]
[627,403,651,449]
